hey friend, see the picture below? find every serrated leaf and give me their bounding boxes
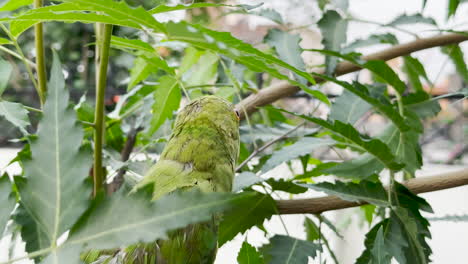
[323,154,384,179]
[304,217,320,241]
[12,202,50,257]
[262,235,321,264]
[7,0,165,37]
[403,92,441,118]
[266,179,307,194]
[343,33,398,52]
[329,89,371,124]
[271,107,404,171]
[181,51,219,87]
[393,208,428,264]
[0,101,30,135]
[218,192,277,246]
[441,44,468,83]
[370,227,392,264]
[256,9,284,24]
[261,137,335,173]
[233,172,265,192]
[0,59,12,96]
[110,35,154,54]
[237,241,265,264]
[302,180,389,206]
[128,57,152,90]
[265,29,306,83]
[403,56,430,92]
[318,10,348,75]
[386,13,436,27]
[0,0,32,12]
[16,52,92,250]
[165,21,317,88]
[149,2,249,14]
[149,75,181,134]
[317,75,408,131]
[0,175,15,234]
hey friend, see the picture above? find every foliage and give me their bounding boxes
[0,0,465,263]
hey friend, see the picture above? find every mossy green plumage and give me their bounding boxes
[135,96,240,263]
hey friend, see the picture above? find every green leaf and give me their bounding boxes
[264,29,306,83]
[0,0,32,12]
[0,58,12,96]
[370,227,392,264]
[128,57,152,90]
[165,21,317,87]
[256,9,284,24]
[16,51,92,251]
[261,137,335,173]
[266,179,308,194]
[110,35,154,54]
[304,217,320,241]
[32,190,242,262]
[0,37,12,45]
[301,180,389,206]
[404,92,441,118]
[0,101,30,135]
[262,235,321,264]
[182,51,219,87]
[329,89,371,124]
[386,13,437,27]
[317,10,348,75]
[343,33,398,52]
[12,202,50,256]
[149,75,181,135]
[322,154,384,179]
[271,107,404,171]
[393,208,429,264]
[403,56,430,92]
[7,0,165,37]
[237,241,265,264]
[447,0,460,19]
[218,192,277,246]
[233,172,265,192]
[149,2,249,14]
[0,174,15,234]
[441,44,468,83]
[310,51,407,95]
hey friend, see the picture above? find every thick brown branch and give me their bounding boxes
[276,169,468,214]
[236,33,468,119]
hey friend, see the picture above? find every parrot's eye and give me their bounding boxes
[234,110,240,119]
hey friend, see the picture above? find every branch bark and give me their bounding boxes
[236,33,468,119]
[276,169,468,214]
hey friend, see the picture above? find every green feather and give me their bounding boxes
[132,95,240,263]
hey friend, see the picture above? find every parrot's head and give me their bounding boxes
[175,96,240,136]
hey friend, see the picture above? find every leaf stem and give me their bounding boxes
[0,24,41,105]
[93,23,113,196]
[236,121,305,171]
[0,45,36,67]
[34,0,47,102]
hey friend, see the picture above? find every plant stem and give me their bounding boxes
[93,23,113,196]
[0,24,41,105]
[0,46,36,68]
[34,0,47,103]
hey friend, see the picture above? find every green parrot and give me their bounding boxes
[83,96,240,264]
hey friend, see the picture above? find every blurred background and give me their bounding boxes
[0,0,467,263]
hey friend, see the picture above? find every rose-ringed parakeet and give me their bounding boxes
[132,95,240,263]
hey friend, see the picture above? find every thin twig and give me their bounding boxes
[236,121,305,171]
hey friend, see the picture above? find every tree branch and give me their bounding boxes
[236,33,468,119]
[276,169,468,214]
